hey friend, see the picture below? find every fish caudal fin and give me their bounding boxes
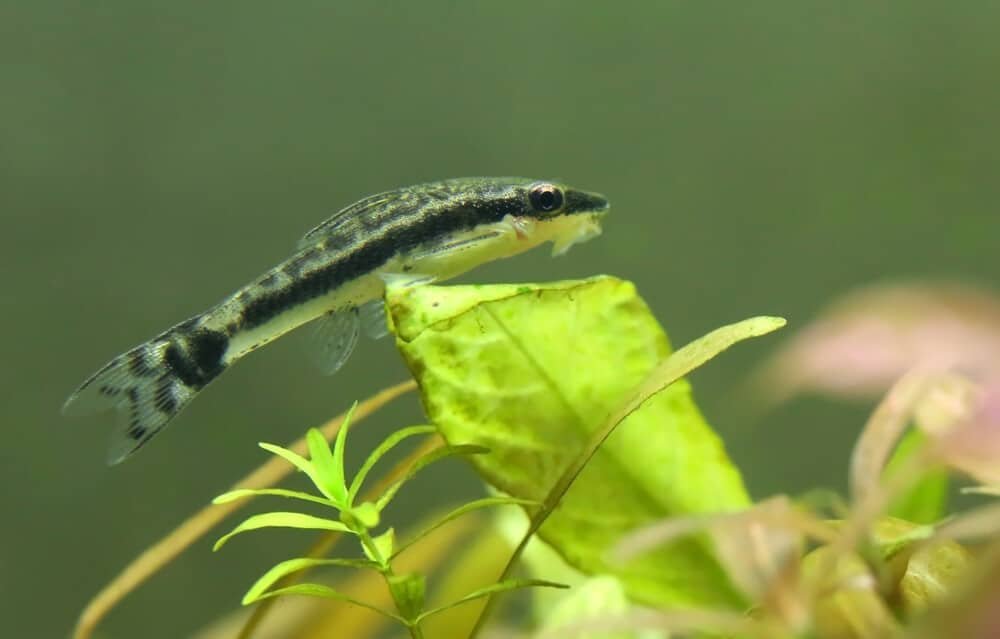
[63,318,230,464]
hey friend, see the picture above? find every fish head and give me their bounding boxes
[504,179,610,257]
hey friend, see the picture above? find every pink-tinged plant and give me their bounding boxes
[753,282,1000,404]
[601,363,1000,639]
[917,377,1000,485]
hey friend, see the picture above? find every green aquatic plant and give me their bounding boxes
[387,278,783,624]
[211,276,784,637]
[212,405,565,638]
[75,277,1000,639]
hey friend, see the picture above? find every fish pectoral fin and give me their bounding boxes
[358,299,390,340]
[306,307,361,375]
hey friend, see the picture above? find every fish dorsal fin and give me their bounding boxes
[306,308,361,375]
[296,191,402,250]
[296,182,463,249]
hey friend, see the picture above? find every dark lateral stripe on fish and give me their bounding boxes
[236,195,523,331]
[62,177,610,464]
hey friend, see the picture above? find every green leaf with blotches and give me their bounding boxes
[387,276,774,609]
[898,538,971,616]
[869,518,971,617]
[802,546,902,639]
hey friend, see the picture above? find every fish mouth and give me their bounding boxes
[549,211,605,257]
[544,187,608,256]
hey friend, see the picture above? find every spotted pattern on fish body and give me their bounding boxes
[63,177,609,463]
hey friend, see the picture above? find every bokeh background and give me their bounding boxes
[3,2,997,637]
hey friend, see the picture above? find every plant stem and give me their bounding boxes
[357,527,425,639]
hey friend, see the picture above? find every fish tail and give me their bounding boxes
[63,316,231,464]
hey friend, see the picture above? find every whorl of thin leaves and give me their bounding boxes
[212,400,563,634]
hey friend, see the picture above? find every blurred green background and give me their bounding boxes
[2,2,997,637]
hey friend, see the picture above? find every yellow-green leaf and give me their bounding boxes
[393,497,539,558]
[211,487,335,508]
[213,512,353,551]
[802,546,901,639]
[348,424,437,502]
[388,277,776,608]
[306,427,347,507]
[369,527,395,562]
[257,442,333,502]
[373,443,489,512]
[870,518,971,617]
[898,538,971,616]
[251,583,403,621]
[416,579,568,623]
[242,557,378,604]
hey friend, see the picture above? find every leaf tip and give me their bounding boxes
[757,315,788,333]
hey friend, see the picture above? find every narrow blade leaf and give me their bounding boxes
[330,402,359,504]
[349,425,438,502]
[416,579,567,623]
[214,512,353,551]
[366,527,395,564]
[250,583,404,621]
[212,488,335,508]
[258,442,331,501]
[374,444,489,512]
[306,428,347,506]
[243,557,379,604]
[393,496,539,558]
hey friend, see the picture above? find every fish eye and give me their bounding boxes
[528,183,564,213]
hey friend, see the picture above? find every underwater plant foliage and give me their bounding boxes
[204,277,784,637]
[79,277,1000,639]
[389,276,769,609]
